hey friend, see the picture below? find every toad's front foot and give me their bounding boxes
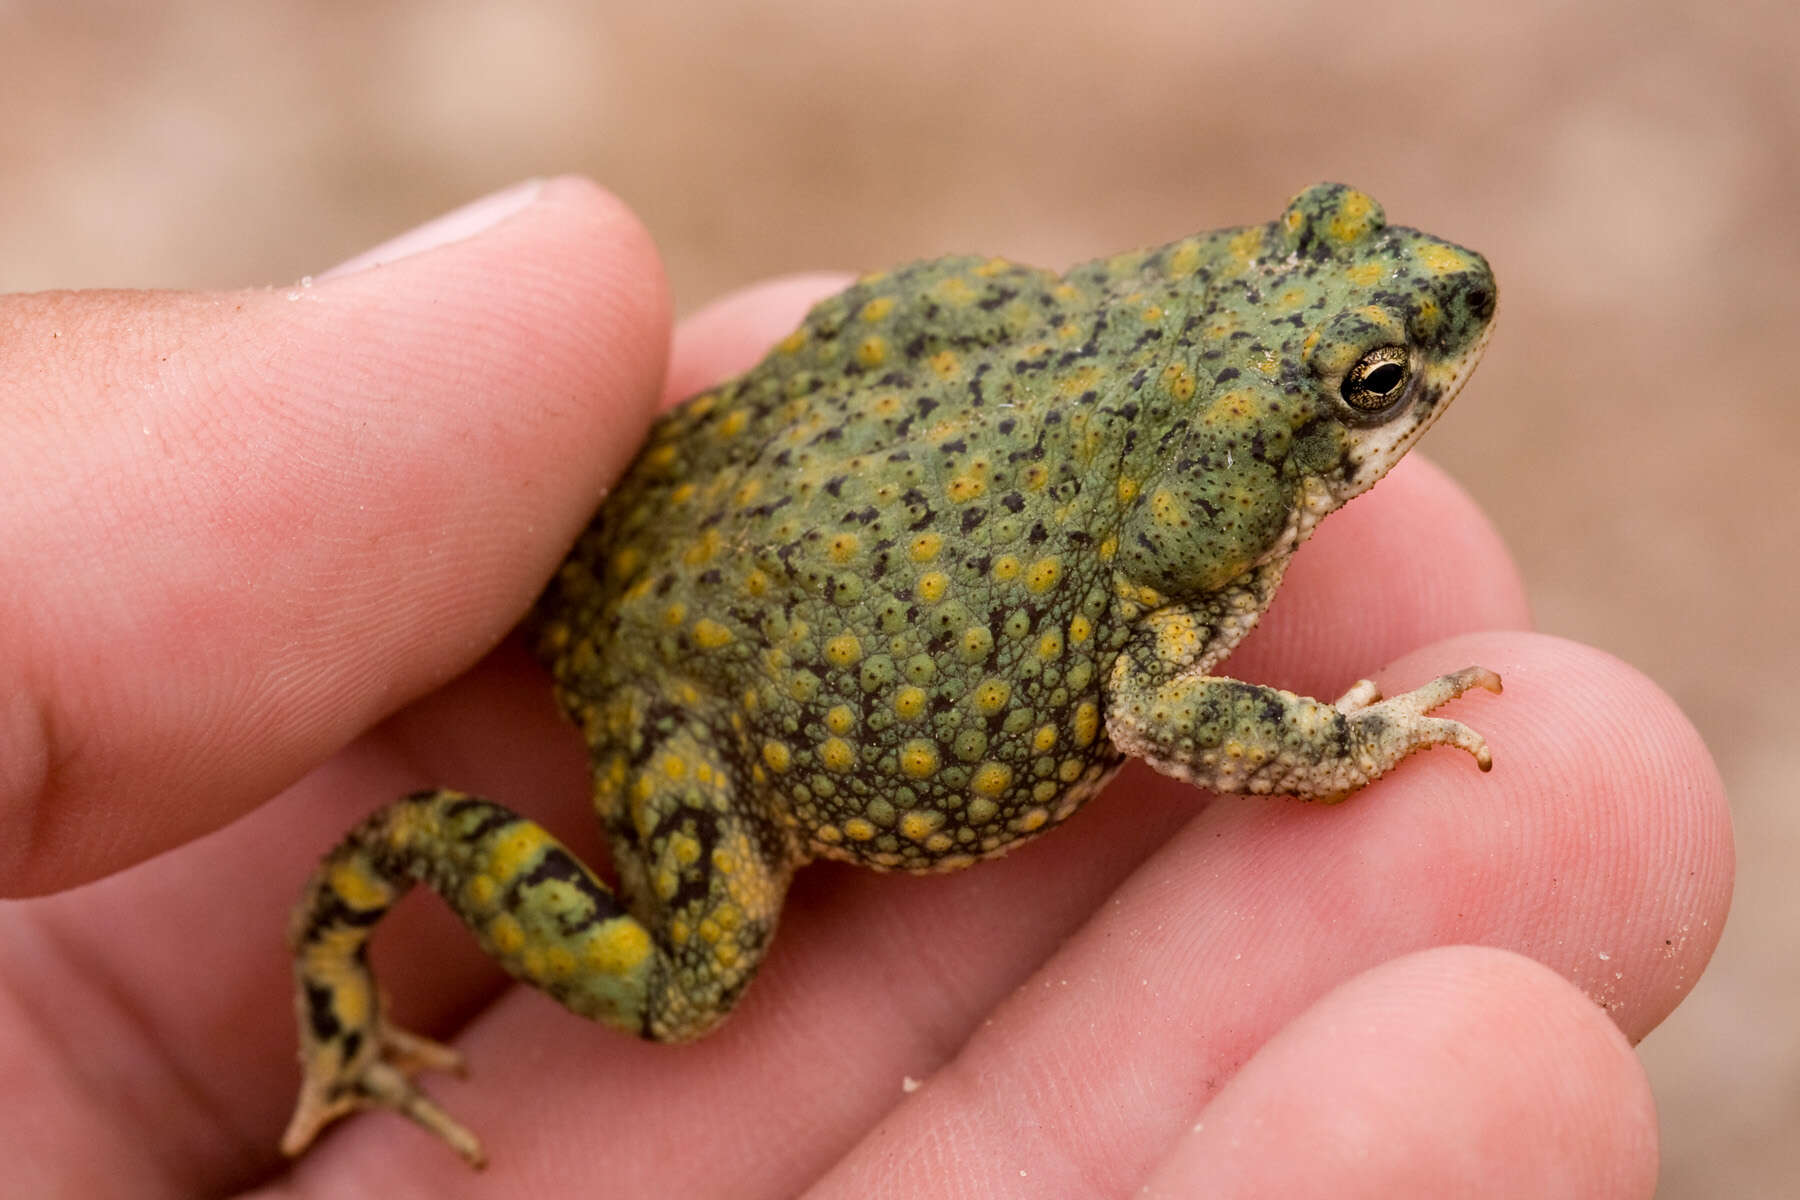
[281,1018,485,1167]
[1333,665,1503,772]
[1108,653,1503,801]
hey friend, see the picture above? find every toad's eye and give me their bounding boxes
[1341,346,1411,412]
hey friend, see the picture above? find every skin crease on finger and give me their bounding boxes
[0,177,671,896]
[1,247,1731,1197]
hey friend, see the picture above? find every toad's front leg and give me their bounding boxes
[1104,628,1500,802]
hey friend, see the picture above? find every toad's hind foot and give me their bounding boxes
[281,1020,485,1167]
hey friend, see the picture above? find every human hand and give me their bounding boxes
[0,179,1729,1197]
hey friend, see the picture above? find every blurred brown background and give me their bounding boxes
[4,1,1793,1194]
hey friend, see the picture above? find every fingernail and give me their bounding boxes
[318,178,544,280]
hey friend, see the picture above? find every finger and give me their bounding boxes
[1141,946,1658,1199]
[3,176,670,894]
[801,633,1726,1196]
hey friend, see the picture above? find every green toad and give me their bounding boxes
[283,183,1500,1165]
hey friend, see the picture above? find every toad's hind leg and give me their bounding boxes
[282,755,792,1165]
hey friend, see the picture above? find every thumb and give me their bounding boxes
[2,176,669,895]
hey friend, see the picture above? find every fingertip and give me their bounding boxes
[666,272,853,404]
[1375,630,1732,1037]
[1151,946,1658,1199]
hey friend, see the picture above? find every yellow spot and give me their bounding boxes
[844,817,877,841]
[894,686,928,720]
[669,482,696,505]
[1161,363,1196,401]
[1140,302,1164,323]
[860,296,894,322]
[916,572,950,603]
[857,336,888,368]
[910,532,943,562]
[934,276,977,307]
[1229,227,1264,262]
[1069,614,1092,645]
[1072,700,1100,748]
[1033,724,1058,753]
[825,633,863,667]
[899,810,945,842]
[1327,191,1379,243]
[1037,628,1064,660]
[718,408,749,438]
[820,737,856,772]
[670,831,701,866]
[926,833,955,853]
[1014,807,1050,833]
[1098,534,1118,561]
[644,443,678,472]
[1277,287,1307,311]
[612,543,648,582]
[974,256,1011,277]
[971,762,1014,797]
[828,532,861,564]
[1026,556,1062,594]
[1415,243,1471,275]
[816,823,842,844]
[930,350,960,378]
[900,739,940,778]
[327,860,392,912]
[661,755,687,781]
[762,741,792,772]
[992,555,1021,581]
[1347,261,1384,286]
[826,704,854,734]
[582,920,652,978]
[777,328,808,354]
[488,824,550,882]
[662,601,688,628]
[1414,297,1442,336]
[745,567,770,597]
[961,626,994,661]
[464,872,497,909]
[683,527,724,567]
[692,618,734,649]
[488,913,525,956]
[1168,239,1202,278]
[974,678,1011,715]
[1022,463,1049,491]
[1116,477,1140,504]
[1058,757,1085,782]
[947,474,986,503]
